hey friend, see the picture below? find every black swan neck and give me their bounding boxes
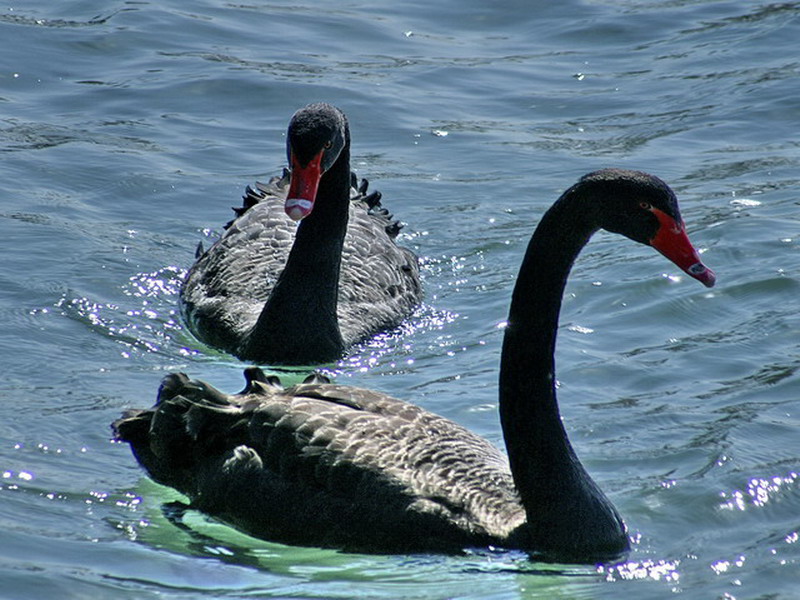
[243,144,352,365]
[499,187,628,560]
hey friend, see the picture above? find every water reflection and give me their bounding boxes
[328,302,458,378]
[719,471,799,511]
[599,557,681,584]
[57,266,191,359]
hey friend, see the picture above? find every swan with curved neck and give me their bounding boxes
[180,103,421,365]
[116,169,715,562]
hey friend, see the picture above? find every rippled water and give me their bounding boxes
[1,1,799,598]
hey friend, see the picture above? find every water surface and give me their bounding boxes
[1,1,799,598]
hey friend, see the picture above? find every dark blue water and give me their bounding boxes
[1,1,798,598]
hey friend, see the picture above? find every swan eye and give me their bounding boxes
[640,201,652,210]
[324,140,333,149]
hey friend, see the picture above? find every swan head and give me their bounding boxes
[582,169,716,288]
[284,103,348,221]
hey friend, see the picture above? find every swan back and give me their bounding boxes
[114,368,526,553]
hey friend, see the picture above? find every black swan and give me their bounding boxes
[115,169,715,562]
[180,103,422,365]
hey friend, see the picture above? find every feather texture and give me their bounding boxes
[180,172,421,359]
[114,368,526,553]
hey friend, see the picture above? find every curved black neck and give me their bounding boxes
[242,144,351,365]
[499,187,628,560]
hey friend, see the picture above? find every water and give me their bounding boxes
[1,0,798,597]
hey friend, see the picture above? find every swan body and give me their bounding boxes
[116,368,527,553]
[180,104,421,365]
[116,169,716,562]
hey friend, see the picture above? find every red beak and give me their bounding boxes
[285,150,324,221]
[650,208,716,288]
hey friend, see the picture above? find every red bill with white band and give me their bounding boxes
[285,150,324,221]
[650,208,716,288]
